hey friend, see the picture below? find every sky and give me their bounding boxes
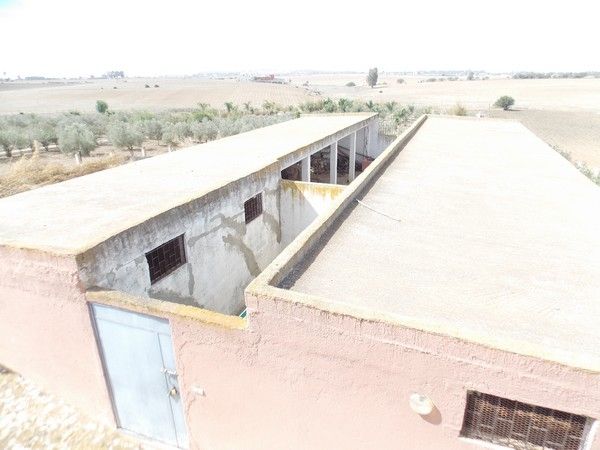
[0,0,599,78]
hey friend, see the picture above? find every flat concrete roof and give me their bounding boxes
[285,116,600,371]
[0,114,373,255]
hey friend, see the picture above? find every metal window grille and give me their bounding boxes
[145,234,186,284]
[461,391,591,450]
[244,193,263,224]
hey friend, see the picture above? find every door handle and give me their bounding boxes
[168,386,178,398]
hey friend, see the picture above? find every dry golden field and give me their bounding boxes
[1,75,599,172]
[291,74,600,112]
[0,78,315,114]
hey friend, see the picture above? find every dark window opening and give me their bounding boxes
[146,234,186,284]
[244,193,263,224]
[281,161,302,181]
[461,391,591,450]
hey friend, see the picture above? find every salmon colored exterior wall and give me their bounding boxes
[166,293,600,450]
[2,245,599,449]
[0,247,115,424]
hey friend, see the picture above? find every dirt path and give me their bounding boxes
[0,367,154,450]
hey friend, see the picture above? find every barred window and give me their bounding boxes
[461,391,591,450]
[145,235,186,284]
[244,193,263,224]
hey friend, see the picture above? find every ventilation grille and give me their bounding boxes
[146,234,186,284]
[461,391,590,450]
[244,193,263,224]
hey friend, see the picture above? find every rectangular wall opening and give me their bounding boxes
[146,234,186,284]
[461,391,592,450]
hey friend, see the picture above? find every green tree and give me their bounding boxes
[337,98,353,112]
[224,101,237,114]
[143,119,163,145]
[57,122,96,157]
[161,123,179,149]
[262,101,277,114]
[367,67,378,88]
[107,121,143,154]
[365,100,376,111]
[0,130,14,157]
[322,98,337,113]
[0,128,28,157]
[96,100,109,114]
[494,96,515,110]
[385,101,397,112]
[32,122,58,151]
[193,103,216,121]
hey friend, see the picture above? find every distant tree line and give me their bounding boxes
[512,72,600,79]
[0,97,430,160]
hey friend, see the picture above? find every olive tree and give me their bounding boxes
[494,96,515,110]
[31,122,58,151]
[143,119,163,144]
[0,128,28,157]
[96,100,109,114]
[57,122,96,158]
[107,121,144,155]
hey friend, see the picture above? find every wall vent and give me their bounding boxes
[244,192,263,224]
[146,234,186,284]
[461,391,591,450]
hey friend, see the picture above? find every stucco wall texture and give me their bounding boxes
[1,115,599,450]
[280,180,344,246]
[0,247,115,425]
[77,167,283,315]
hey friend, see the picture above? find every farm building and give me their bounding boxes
[1,114,599,450]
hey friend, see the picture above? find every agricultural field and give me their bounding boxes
[290,74,600,112]
[292,74,600,173]
[0,74,599,195]
[0,78,315,115]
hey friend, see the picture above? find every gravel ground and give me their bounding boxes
[0,366,153,450]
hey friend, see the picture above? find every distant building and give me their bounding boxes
[252,73,287,84]
[1,114,599,450]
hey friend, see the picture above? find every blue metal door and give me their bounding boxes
[92,304,188,448]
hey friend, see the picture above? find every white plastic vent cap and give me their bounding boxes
[409,393,435,415]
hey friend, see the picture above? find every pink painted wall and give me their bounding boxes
[166,293,600,450]
[0,246,115,425]
[2,246,599,449]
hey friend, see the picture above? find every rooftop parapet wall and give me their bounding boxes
[0,114,377,256]
[246,114,600,374]
[248,113,428,291]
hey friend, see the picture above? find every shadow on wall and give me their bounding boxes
[279,180,345,247]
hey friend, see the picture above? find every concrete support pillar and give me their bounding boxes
[368,119,380,156]
[301,155,310,182]
[330,141,338,184]
[348,132,357,182]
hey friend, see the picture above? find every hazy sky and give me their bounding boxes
[1,0,598,78]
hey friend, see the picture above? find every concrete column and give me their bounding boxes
[330,141,338,184]
[368,119,380,156]
[301,155,310,182]
[348,132,357,182]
